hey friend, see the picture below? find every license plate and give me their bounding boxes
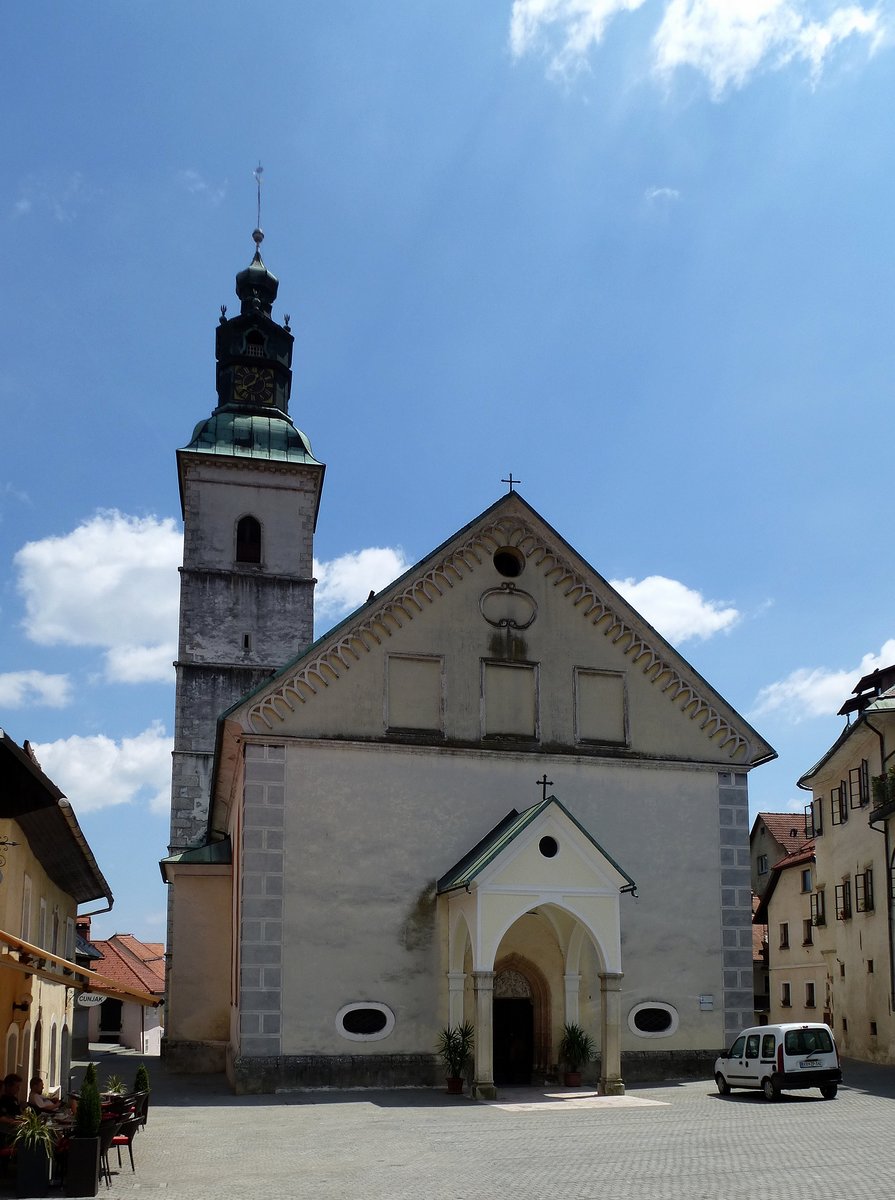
[799,1058,820,1068]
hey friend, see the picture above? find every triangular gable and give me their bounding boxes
[224,492,772,761]
[210,492,775,836]
[437,797,636,896]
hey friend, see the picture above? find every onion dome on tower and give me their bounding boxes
[181,227,322,468]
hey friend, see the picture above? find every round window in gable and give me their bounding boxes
[493,547,525,578]
[336,1002,395,1043]
[627,1002,678,1039]
[538,836,558,858]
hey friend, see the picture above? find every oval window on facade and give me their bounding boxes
[627,1002,679,1039]
[335,1002,395,1043]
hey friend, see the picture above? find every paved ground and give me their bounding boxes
[6,1050,895,1199]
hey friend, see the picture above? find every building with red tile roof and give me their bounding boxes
[750,811,807,896]
[88,934,165,1054]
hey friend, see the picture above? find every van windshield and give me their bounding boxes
[784,1028,833,1055]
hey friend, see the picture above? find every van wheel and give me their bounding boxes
[820,1084,838,1100]
[762,1077,779,1102]
[715,1073,731,1096]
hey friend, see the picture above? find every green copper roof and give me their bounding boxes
[160,837,232,870]
[436,797,636,894]
[182,408,321,464]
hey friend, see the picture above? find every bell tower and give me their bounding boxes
[169,226,324,851]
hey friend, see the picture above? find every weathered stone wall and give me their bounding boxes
[169,453,320,851]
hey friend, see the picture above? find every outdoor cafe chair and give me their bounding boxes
[112,1117,141,1173]
[98,1119,121,1188]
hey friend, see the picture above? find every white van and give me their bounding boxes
[714,1023,841,1101]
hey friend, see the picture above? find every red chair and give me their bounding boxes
[112,1117,141,1172]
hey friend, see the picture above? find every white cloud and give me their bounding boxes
[178,169,227,206]
[11,172,89,223]
[13,511,411,682]
[509,0,883,93]
[610,574,740,642]
[314,547,411,623]
[654,0,882,96]
[510,0,648,76]
[14,511,182,685]
[752,638,895,721]
[0,670,72,709]
[645,185,681,202]
[31,722,173,815]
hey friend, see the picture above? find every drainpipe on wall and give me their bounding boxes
[864,716,895,1012]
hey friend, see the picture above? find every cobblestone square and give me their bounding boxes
[13,1051,895,1200]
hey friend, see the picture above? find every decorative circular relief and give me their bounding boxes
[335,1002,395,1042]
[627,1002,678,1038]
[479,584,537,630]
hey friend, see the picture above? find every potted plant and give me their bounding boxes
[558,1022,595,1087]
[103,1075,125,1096]
[437,1022,474,1094]
[13,1108,54,1198]
[133,1063,150,1096]
[65,1074,101,1198]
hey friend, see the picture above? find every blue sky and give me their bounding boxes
[2,0,894,940]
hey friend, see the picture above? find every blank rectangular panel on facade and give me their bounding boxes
[483,662,537,737]
[575,669,626,744]
[387,655,443,731]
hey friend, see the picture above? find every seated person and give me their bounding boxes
[0,1074,22,1122]
[28,1077,60,1113]
[0,1075,23,1147]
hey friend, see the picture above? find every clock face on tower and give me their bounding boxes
[233,365,275,405]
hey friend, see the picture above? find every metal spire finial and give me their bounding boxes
[252,163,264,252]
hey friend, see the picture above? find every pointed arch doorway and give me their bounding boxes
[492,956,549,1086]
[438,796,636,1100]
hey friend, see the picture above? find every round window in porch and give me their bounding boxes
[627,1002,678,1038]
[538,836,558,858]
[335,1002,395,1042]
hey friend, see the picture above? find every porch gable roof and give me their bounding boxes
[437,796,636,895]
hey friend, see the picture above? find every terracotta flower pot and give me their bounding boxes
[563,1071,582,1087]
[446,1077,464,1094]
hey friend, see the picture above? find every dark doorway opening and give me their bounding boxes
[99,998,123,1044]
[493,997,533,1086]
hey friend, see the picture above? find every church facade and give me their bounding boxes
[162,236,775,1096]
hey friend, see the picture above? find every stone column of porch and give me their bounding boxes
[448,971,466,1027]
[598,971,625,1095]
[563,972,581,1025]
[472,970,497,1100]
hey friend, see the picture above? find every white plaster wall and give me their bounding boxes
[255,518,755,767]
[180,457,320,578]
[278,740,726,1057]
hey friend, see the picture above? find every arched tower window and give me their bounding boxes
[236,515,262,564]
[245,330,266,358]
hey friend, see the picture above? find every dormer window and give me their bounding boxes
[236,515,262,564]
[245,331,265,358]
